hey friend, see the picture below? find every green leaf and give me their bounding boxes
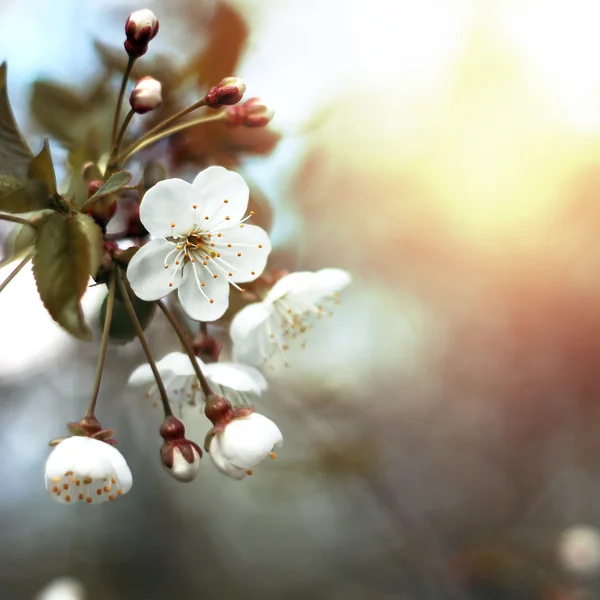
[32,213,98,340]
[0,179,49,213]
[28,139,57,196]
[85,170,131,204]
[72,213,103,281]
[30,80,86,144]
[0,62,32,181]
[100,293,156,343]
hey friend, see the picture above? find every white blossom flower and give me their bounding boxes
[45,436,132,504]
[230,267,351,367]
[34,577,86,600]
[128,351,268,406]
[557,525,600,576]
[126,166,271,321]
[209,413,282,480]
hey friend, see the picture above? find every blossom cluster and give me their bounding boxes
[7,7,351,503]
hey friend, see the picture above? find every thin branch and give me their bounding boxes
[85,270,116,417]
[110,56,136,149]
[0,213,38,228]
[115,111,225,165]
[157,299,214,398]
[0,252,32,294]
[117,269,173,416]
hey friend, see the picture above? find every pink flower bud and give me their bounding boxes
[124,9,159,58]
[159,416,202,483]
[204,77,246,109]
[129,77,163,114]
[226,98,274,128]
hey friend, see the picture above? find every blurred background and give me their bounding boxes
[3,0,600,598]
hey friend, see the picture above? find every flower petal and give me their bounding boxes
[308,268,351,300]
[128,362,155,386]
[167,446,201,482]
[220,413,282,469]
[103,443,133,493]
[264,271,314,304]
[212,224,271,283]
[230,301,273,341]
[209,435,248,479]
[127,238,184,301]
[139,178,199,237]
[204,362,268,394]
[177,264,230,321]
[156,351,197,377]
[192,166,249,228]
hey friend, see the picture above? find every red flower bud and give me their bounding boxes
[124,9,159,58]
[204,77,246,109]
[85,180,117,229]
[226,98,274,128]
[159,416,202,483]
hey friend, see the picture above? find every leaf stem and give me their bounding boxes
[157,299,214,398]
[116,269,173,416]
[0,213,38,228]
[85,270,116,418]
[110,56,136,150]
[115,109,224,166]
[0,252,32,294]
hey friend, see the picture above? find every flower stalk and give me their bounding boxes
[85,269,116,418]
[117,268,173,416]
[156,299,214,398]
[114,108,135,157]
[110,55,136,151]
[115,111,225,166]
[0,213,38,228]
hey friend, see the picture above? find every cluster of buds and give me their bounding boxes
[204,77,247,109]
[129,76,163,114]
[204,395,282,480]
[226,97,274,128]
[159,416,202,482]
[124,9,159,58]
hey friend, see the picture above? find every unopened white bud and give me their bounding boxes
[129,77,163,114]
[557,525,600,577]
[125,9,159,58]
